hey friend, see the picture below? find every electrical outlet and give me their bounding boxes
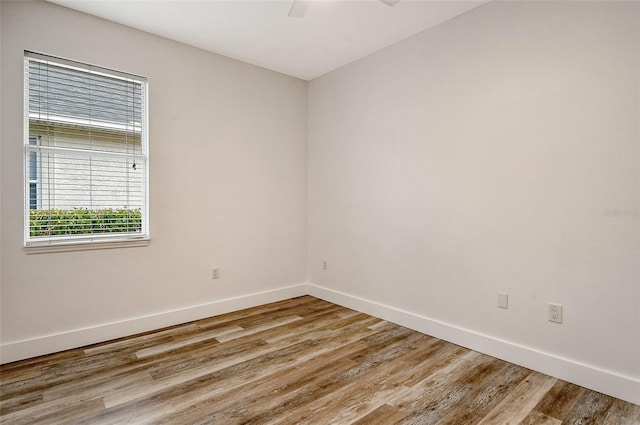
[322,259,328,270]
[212,267,220,279]
[497,292,508,309]
[548,303,562,324]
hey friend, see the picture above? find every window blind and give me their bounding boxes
[24,51,149,246]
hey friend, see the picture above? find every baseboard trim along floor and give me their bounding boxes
[1,282,638,405]
[307,284,640,406]
[0,284,308,365]
[2,296,639,424]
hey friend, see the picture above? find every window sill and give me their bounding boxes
[25,238,150,254]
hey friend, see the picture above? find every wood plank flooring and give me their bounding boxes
[1,296,638,424]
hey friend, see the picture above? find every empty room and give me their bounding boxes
[0,0,638,423]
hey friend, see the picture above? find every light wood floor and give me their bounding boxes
[1,296,638,424]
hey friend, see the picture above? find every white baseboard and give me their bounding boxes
[0,283,308,365]
[308,283,640,406]
[2,282,638,406]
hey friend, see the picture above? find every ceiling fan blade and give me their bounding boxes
[288,0,310,18]
[379,0,401,5]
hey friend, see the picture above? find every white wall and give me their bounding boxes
[0,1,307,359]
[2,0,639,405]
[0,0,3,335]
[308,0,639,401]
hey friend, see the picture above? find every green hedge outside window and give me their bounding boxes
[30,208,142,237]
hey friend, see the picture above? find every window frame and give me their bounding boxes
[28,136,40,210]
[23,51,150,253]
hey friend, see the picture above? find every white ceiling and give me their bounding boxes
[50,0,488,81]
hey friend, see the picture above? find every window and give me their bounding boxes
[24,51,149,250]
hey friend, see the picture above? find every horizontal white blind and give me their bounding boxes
[24,52,149,246]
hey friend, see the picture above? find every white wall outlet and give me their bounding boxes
[548,303,563,323]
[322,259,328,270]
[211,267,220,279]
[497,292,508,309]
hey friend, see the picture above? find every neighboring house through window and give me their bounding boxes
[24,51,149,249]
